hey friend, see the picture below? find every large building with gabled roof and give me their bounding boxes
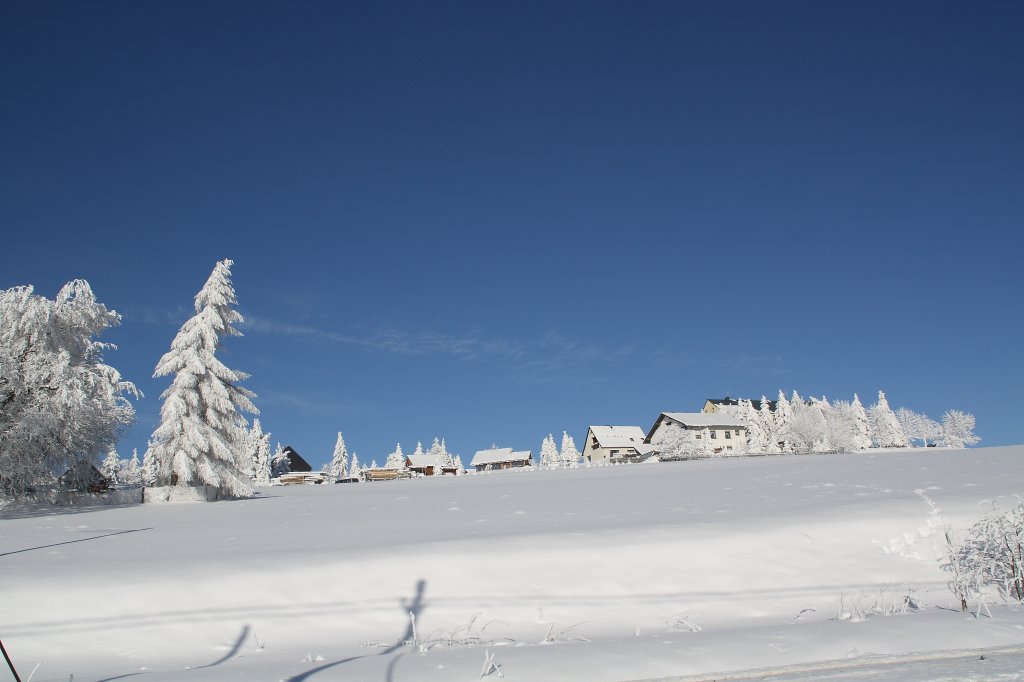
[582,425,654,464]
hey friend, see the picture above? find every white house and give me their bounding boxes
[646,412,747,455]
[470,448,533,472]
[582,426,654,464]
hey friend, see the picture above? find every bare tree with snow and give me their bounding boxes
[0,280,140,496]
[941,410,980,448]
[896,408,941,447]
[146,260,257,498]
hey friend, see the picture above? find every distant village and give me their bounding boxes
[266,390,979,486]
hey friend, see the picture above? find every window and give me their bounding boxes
[725,431,731,439]
[735,430,740,436]
[710,431,717,439]
[695,433,702,439]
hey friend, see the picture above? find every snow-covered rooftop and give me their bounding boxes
[661,412,747,428]
[470,448,532,466]
[405,454,448,468]
[588,425,647,449]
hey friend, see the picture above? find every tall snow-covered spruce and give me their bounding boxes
[146,260,257,498]
[330,431,349,481]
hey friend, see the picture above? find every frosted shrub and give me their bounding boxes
[945,500,1024,607]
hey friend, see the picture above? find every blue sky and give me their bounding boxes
[2,1,1022,468]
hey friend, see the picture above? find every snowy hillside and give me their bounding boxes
[3,446,1024,681]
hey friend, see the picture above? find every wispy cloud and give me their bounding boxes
[241,315,526,361]
[119,303,192,327]
[240,315,635,373]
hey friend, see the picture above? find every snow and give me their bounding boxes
[3,445,1024,681]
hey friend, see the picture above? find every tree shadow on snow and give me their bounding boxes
[0,527,153,558]
[284,579,428,682]
[192,624,251,669]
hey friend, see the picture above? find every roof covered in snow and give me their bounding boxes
[470,448,533,466]
[661,412,747,429]
[588,426,647,449]
[405,454,439,468]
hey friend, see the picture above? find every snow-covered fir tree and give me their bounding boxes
[329,431,349,481]
[349,452,362,479]
[774,390,794,453]
[0,279,139,496]
[759,396,781,454]
[539,434,560,467]
[454,454,465,475]
[940,410,980,448]
[413,441,424,458]
[271,443,290,478]
[385,443,406,470]
[101,449,121,485]
[146,260,257,498]
[559,431,581,467]
[141,441,157,486]
[369,459,379,470]
[428,437,453,469]
[740,400,769,453]
[248,419,272,485]
[121,448,143,485]
[868,391,909,448]
[850,394,873,450]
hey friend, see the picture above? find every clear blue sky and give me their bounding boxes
[2,1,1022,468]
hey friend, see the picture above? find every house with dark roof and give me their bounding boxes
[281,446,312,472]
[703,396,777,414]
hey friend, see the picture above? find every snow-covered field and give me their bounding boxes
[3,446,1024,681]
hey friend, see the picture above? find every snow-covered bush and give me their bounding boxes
[651,423,702,460]
[944,500,1024,608]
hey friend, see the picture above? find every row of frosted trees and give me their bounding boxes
[327,433,467,481]
[0,259,983,500]
[654,390,979,460]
